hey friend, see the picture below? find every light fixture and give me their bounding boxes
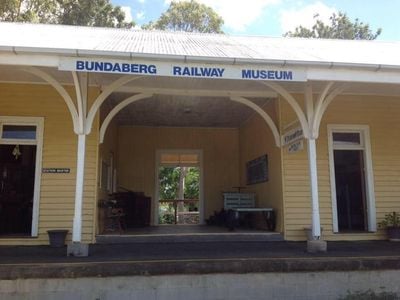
[12,144,21,160]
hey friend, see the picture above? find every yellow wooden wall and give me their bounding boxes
[0,83,99,245]
[238,99,284,232]
[280,94,400,241]
[117,126,240,221]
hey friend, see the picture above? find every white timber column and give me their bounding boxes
[72,133,86,242]
[68,71,90,256]
[261,80,327,251]
[307,138,321,238]
[305,83,321,239]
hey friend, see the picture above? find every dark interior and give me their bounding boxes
[334,149,367,232]
[0,144,36,236]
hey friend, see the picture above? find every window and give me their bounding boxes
[332,132,361,146]
[1,125,37,140]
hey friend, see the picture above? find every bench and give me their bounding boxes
[223,193,276,231]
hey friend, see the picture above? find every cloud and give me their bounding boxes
[121,6,133,23]
[138,0,146,3]
[280,1,337,33]
[136,11,145,20]
[164,0,281,32]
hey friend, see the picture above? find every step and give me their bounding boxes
[96,232,284,244]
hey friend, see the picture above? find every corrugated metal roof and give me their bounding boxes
[1,22,400,67]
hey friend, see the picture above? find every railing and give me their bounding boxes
[159,199,199,225]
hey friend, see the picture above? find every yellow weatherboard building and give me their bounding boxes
[0,22,399,255]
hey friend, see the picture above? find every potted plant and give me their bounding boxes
[378,212,400,241]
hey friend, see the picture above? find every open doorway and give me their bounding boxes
[334,149,366,231]
[155,150,203,225]
[0,118,43,237]
[328,126,376,233]
[0,145,36,235]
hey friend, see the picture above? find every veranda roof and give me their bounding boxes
[1,22,400,69]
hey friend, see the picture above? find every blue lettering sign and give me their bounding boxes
[241,69,293,81]
[172,66,225,78]
[148,65,157,74]
[74,60,158,75]
[173,66,182,75]
[76,61,85,70]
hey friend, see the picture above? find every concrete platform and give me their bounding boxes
[96,232,284,244]
[97,225,283,243]
[1,241,400,280]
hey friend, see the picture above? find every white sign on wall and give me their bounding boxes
[58,57,307,82]
[282,127,304,146]
[288,140,304,154]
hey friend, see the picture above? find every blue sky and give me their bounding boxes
[112,0,400,40]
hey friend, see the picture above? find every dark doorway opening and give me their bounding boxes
[0,144,36,236]
[334,149,367,232]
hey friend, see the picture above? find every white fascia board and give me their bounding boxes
[77,49,131,59]
[0,46,14,52]
[14,46,77,55]
[307,67,400,84]
[0,53,60,67]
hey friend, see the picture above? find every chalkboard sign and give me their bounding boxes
[246,155,268,185]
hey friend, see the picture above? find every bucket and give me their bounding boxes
[47,230,69,247]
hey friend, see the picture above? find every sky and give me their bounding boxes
[111,0,400,41]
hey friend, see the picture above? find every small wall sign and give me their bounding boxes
[282,127,304,146]
[288,140,304,154]
[42,168,70,174]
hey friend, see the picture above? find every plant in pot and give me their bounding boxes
[378,212,400,241]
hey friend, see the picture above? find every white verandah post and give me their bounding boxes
[305,83,321,240]
[72,133,86,242]
[307,138,321,239]
[69,72,89,256]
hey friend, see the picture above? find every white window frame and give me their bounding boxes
[0,116,44,237]
[327,124,376,233]
[154,149,204,226]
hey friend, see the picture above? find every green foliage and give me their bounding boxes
[158,202,175,224]
[184,167,200,199]
[142,0,223,33]
[0,0,134,28]
[158,166,199,200]
[158,166,199,224]
[285,12,381,40]
[378,211,400,228]
[159,166,181,200]
[338,289,399,300]
[0,0,57,23]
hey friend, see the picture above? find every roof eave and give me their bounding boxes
[1,45,400,73]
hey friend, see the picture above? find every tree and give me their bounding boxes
[285,12,381,40]
[0,0,134,28]
[142,0,224,33]
[0,0,57,23]
[56,0,133,28]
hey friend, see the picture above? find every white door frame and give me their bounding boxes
[154,149,204,225]
[0,116,44,237]
[327,124,376,233]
